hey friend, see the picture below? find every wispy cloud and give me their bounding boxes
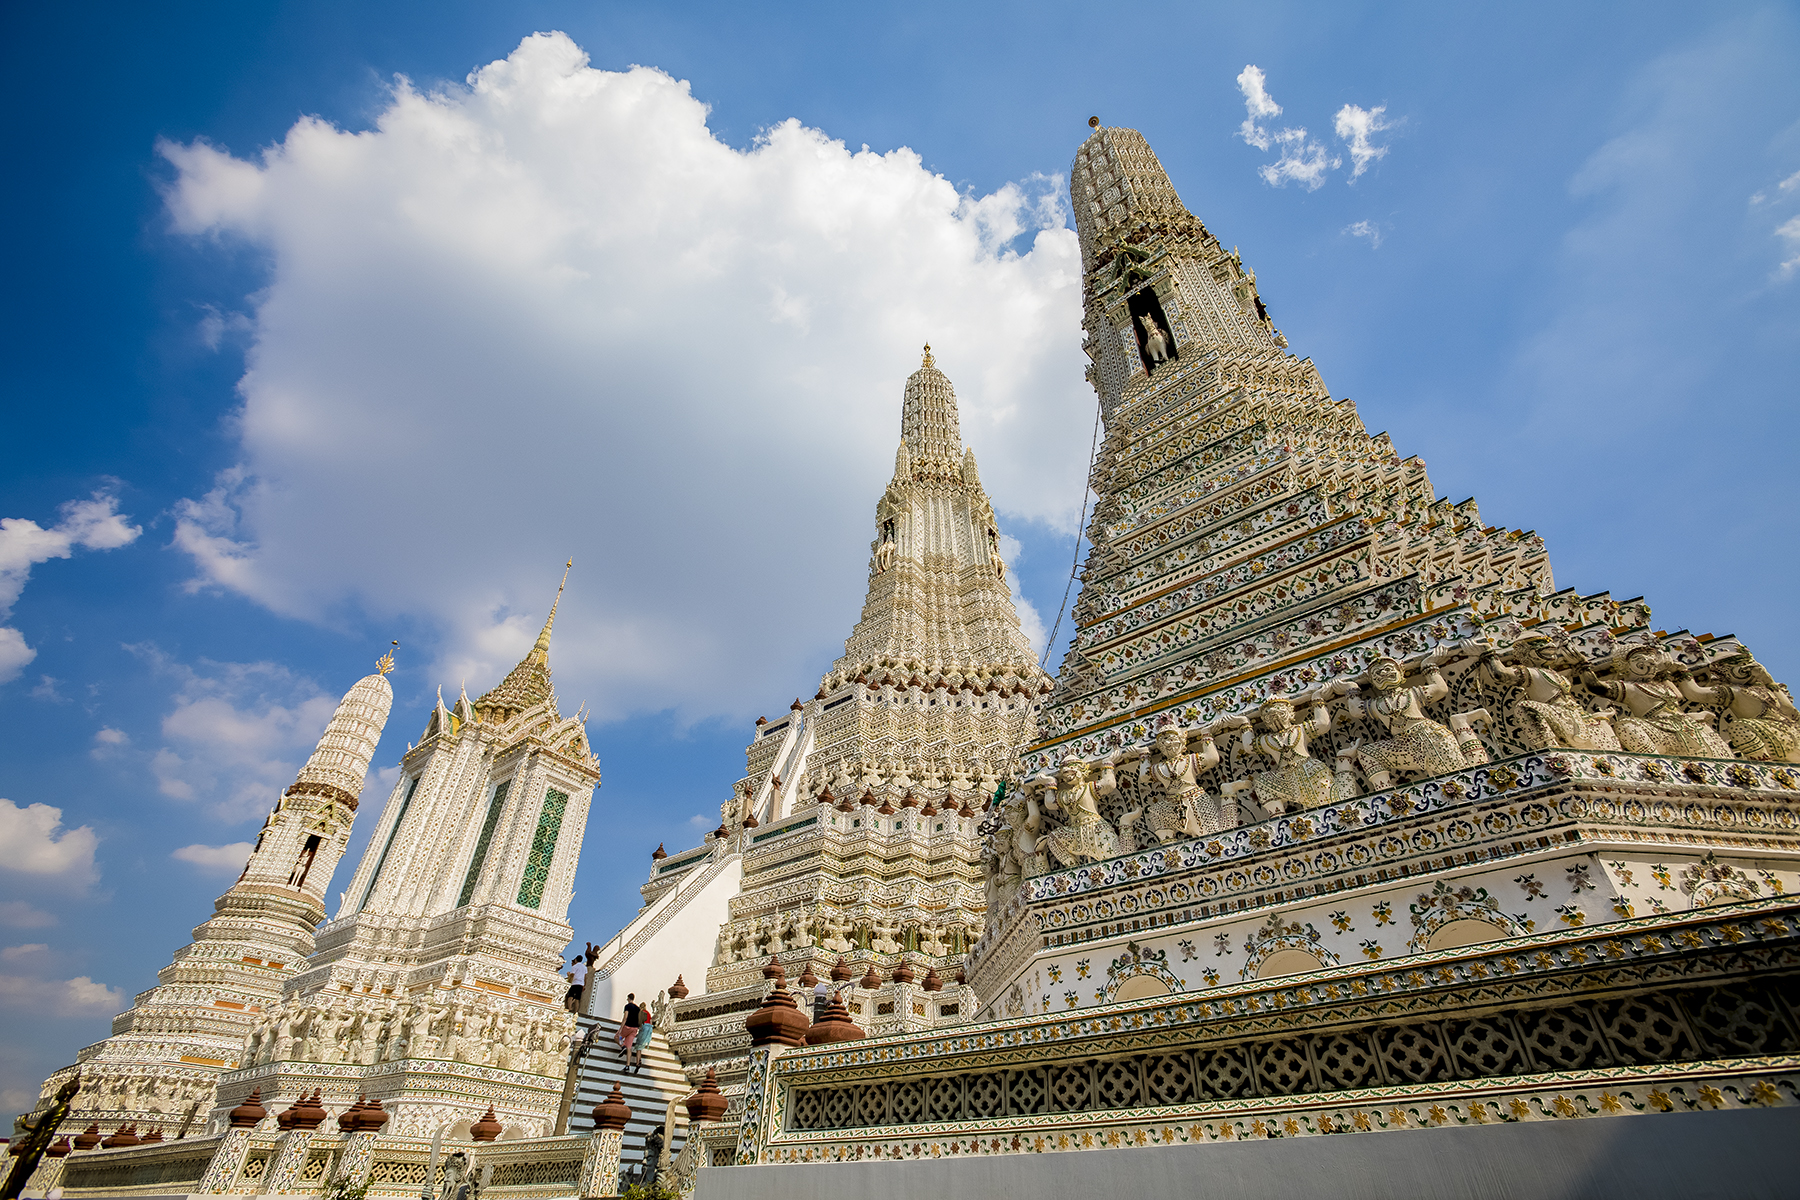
[1779,215,1800,276]
[1345,220,1384,248]
[1749,168,1800,206]
[1235,65,1343,191]
[0,901,57,930]
[1334,104,1393,179]
[1236,65,1283,150]
[0,966,122,1016]
[997,533,1047,655]
[171,842,255,872]
[0,492,140,685]
[128,644,337,822]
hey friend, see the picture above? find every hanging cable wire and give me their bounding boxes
[1037,395,1105,674]
[992,393,1108,805]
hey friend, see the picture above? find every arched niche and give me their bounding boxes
[448,1118,474,1141]
[1114,975,1170,1003]
[1425,918,1507,953]
[1126,288,1179,375]
[498,1125,525,1142]
[1254,949,1323,980]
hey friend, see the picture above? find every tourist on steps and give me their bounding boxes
[617,993,641,1056]
[628,998,655,1073]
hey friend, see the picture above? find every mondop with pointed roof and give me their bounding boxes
[203,571,600,1140]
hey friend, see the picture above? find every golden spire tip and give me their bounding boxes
[922,342,934,369]
[534,562,571,656]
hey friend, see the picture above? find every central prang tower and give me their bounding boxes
[575,349,1051,1166]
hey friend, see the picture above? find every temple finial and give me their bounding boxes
[376,640,398,675]
[921,342,934,369]
[534,561,571,656]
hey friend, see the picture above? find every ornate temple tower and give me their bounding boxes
[968,123,1789,1010]
[207,575,599,1140]
[30,658,395,1138]
[574,351,1051,1162]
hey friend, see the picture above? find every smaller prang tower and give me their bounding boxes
[209,571,599,1141]
[27,658,395,1139]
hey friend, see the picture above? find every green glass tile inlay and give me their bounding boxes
[359,774,420,912]
[516,788,568,910]
[457,780,510,908]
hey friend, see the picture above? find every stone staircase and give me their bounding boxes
[568,1016,691,1174]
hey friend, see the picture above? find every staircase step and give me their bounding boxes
[569,1018,692,1165]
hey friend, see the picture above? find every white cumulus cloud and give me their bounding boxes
[0,492,140,685]
[159,31,1091,726]
[1334,104,1392,179]
[171,842,255,872]
[0,799,99,886]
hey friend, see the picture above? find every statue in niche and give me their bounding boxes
[1138,313,1172,365]
[988,528,1007,580]
[1336,649,1489,790]
[1025,753,1122,867]
[1477,634,1620,751]
[1580,644,1732,758]
[1122,725,1223,841]
[1222,695,1350,813]
[1676,651,1800,762]
[876,521,897,574]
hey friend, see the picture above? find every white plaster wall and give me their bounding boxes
[587,854,743,1021]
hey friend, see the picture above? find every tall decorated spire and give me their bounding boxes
[631,348,1050,1108]
[832,352,1043,685]
[473,561,570,723]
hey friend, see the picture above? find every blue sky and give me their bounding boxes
[2,1,1797,1113]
